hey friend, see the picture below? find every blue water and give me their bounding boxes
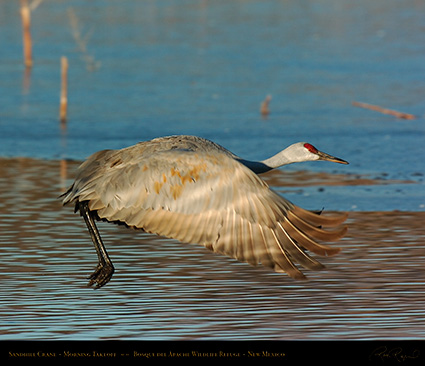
[1,1,424,187]
[1,0,425,345]
[1,0,425,212]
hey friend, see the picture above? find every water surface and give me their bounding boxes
[0,158,424,340]
[0,0,424,341]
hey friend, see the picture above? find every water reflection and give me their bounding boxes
[0,158,424,340]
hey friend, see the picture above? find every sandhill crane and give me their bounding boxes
[61,135,349,288]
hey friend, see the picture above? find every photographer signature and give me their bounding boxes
[370,346,420,363]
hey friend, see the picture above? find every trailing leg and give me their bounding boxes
[79,201,114,288]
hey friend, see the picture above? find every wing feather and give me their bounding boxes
[275,222,324,270]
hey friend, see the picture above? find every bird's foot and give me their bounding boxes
[87,262,114,289]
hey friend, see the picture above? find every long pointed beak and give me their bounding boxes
[317,151,349,164]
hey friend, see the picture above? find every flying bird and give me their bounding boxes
[61,135,349,288]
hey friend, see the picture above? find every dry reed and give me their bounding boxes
[68,7,100,71]
[352,101,416,120]
[260,94,272,117]
[60,56,69,124]
[20,0,32,68]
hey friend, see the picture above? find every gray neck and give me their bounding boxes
[238,149,300,174]
[237,159,273,174]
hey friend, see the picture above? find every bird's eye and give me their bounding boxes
[304,143,318,154]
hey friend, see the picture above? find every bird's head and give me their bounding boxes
[258,141,349,171]
[282,142,349,165]
[301,142,349,164]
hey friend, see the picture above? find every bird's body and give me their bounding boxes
[62,135,349,288]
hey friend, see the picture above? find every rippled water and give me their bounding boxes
[1,158,424,341]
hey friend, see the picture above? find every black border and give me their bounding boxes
[2,340,424,364]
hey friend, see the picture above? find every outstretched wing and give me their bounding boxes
[63,148,346,279]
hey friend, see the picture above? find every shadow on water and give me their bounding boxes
[0,158,424,340]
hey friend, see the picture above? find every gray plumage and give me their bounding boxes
[61,135,348,288]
